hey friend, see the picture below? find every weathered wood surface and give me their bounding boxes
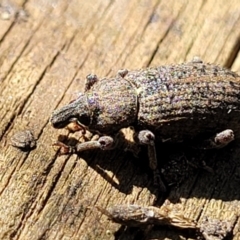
[0,0,240,239]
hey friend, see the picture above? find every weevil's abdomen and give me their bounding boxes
[87,77,138,133]
[126,62,240,141]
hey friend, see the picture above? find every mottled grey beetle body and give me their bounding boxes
[50,59,240,190]
[51,60,240,140]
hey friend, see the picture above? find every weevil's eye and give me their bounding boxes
[76,114,90,126]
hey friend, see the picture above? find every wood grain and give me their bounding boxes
[0,0,239,239]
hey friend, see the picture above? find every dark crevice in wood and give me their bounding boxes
[47,3,112,111]
[0,2,53,83]
[146,20,174,67]
[106,0,162,73]
[185,1,208,59]
[104,0,162,75]
[0,48,62,141]
[36,159,70,215]
[0,0,28,44]
[146,1,188,67]
[12,156,70,239]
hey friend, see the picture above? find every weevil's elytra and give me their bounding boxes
[50,58,240,191]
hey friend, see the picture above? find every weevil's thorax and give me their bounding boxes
[86,77,138,133]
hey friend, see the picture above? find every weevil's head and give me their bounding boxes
[50,93,90,129]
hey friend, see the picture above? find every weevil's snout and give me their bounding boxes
[50,108,71,129]
[50,94,90,129]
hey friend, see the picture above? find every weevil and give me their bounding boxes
[50,58,240,191]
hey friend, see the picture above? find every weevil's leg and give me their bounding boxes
[65,120,101,142]
[148,144,166,192]
[66,120,86,133]
[85,74,99,92]
[197,129,234,149]
[117,69,128,78]
[64,117,95,141]
[90,134,100,141]
[136,130,166,192]
[188,129,235,173]
[53,136,114,155]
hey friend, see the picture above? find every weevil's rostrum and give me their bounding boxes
[50,58,240,190]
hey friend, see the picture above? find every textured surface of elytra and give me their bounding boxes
[84,60,240,141]
[50,60,240,186]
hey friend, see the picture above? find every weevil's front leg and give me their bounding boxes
[53,136,114,155]
[136,130,166,192]
[65,120,87,133]
[65,119,102,142]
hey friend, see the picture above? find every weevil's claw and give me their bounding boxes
[52,141,74,155]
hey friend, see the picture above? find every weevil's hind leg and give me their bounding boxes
[53,136,115,155]
[196,129,234,149]
[136,130,166,192]
[187,129,235,174]
[148,145,166,192]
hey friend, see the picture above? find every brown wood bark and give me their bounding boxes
[0,0,240,239]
